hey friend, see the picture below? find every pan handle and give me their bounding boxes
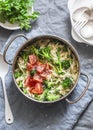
[3,34,28,65]
[65,72,90,104]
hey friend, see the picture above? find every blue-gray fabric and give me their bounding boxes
[0,0,93,130]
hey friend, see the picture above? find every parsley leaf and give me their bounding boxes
[0,0,39,30]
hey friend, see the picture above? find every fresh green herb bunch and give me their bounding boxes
[0,0,39,30]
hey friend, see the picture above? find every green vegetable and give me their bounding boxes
[35,89,48,101]
[57,48,61,68]
[30,45,39,55]
[14,71,22,78]
[19,81,23,88]
[0,0,39,30]
[61,60,70,70]
[57,71,65,75]
[62,77,73,89]
[53,45,70,73]
[46,93,61,101]
[38,46,52,60]
[20,51,29,63]
[53,47,62,74]
[30,45,52,60]
[23,89,28,94]
[30,69,36,76]
[30,12,40,20]
[43,80,53,89]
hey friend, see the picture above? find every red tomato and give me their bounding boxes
[45,63,51,70]
[24,75,31,87]
[33,74,43,83]
[27,63,33,70]
[36,62,42,65]
[30,83,43,94]
[29,55,37,65]
[40,72,48,79]
[30,78,36,86]
[46,69,52,74]
[31,83,43,94]
[36,64,45,73]
[24,75,36,87]
[40,70,52,79]
[30,89,38,94]
[28,86,35,92]
[35,83,43,94]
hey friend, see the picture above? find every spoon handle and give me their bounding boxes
[2,78,14,124]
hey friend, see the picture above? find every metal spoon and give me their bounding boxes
[0,54,13,124]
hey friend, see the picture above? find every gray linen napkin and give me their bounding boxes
[0,0,93,130]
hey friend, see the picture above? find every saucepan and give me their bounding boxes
[3,34,90,104]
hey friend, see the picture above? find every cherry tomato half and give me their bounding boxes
[29,55,37,65]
